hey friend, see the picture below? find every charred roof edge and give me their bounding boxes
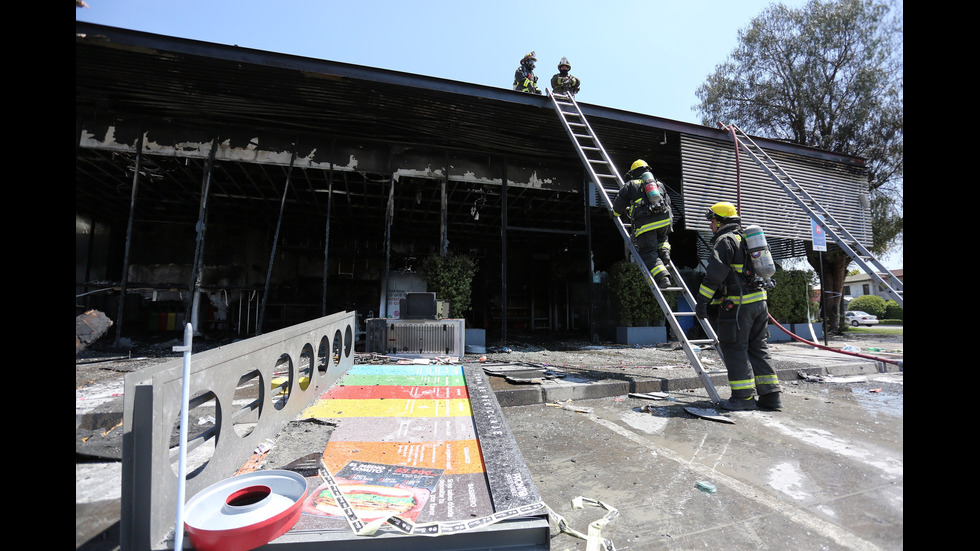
[75,21,865,168]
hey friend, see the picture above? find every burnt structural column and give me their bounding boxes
[441,152,449,256]
[186,137,218,336]
[381,178,395,318]
[321,142,335,317]
[584,176,597,342]
[500,158,508,343]
[257,146,297,334]
[113,130,143,347]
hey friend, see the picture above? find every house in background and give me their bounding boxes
[844,269,903,302]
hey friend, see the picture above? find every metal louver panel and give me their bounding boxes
[366,319,465,359]
[680,134,871,260]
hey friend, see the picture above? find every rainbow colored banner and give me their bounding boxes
[298,364,495,524]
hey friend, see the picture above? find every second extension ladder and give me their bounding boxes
[720,123,903,307]
[548,90,722,405]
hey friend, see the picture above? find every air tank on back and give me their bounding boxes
[640,172,662,206]
[743,224,776,282]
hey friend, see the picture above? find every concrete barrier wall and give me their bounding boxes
[121,311,356,551]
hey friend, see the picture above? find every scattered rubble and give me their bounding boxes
[75,309,113,355]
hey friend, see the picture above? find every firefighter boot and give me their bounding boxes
[758,392,783,411]
[656,273,673,289]
[719,396,757,411]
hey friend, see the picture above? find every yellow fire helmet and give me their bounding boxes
[630,159,650,173]
[705,201,739,221]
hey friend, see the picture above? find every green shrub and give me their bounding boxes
[608,260,675,326]
[418,253,478,319]
[847,295,887,318]
[884,299,903,320]
[766,269,813,324]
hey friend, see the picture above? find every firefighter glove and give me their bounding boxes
[695,301,708,319]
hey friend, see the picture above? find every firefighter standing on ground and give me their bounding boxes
[612,160,673,289]
[550,57,581,95]
[513,51,542,94]
[695,202,782,411]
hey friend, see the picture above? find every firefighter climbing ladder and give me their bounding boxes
[548,90,722,405]
[719,123,903,308]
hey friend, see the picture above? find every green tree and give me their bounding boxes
[695,0,902,333]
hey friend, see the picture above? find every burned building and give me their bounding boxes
[75,23,870,345]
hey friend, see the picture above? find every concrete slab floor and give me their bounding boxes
[76,328,902,550]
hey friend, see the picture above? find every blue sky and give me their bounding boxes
[76,0,901,270]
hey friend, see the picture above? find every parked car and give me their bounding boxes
[845,311,879,327]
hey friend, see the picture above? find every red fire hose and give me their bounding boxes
[767,315,901,366]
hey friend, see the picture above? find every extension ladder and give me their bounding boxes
[719,123,903,307]
[548,90,722,405]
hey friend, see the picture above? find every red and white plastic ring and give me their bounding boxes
[183,470,309,551]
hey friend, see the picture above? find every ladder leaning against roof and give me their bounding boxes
[547,89,722,406]
[719,123,903,308]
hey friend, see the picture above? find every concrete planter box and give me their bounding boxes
[795,322,823,342]
[767,322,823,343]
[464,328,486,354]
[767,323,793,343]
[616,326,667,346]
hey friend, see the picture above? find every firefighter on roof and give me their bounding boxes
[612,159,674,289]
[513,51,542,95]
[695,202,783,412]
[550,57,581,96]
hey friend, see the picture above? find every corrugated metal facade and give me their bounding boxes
[680,134,871,260]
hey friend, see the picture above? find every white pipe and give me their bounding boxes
[173,323,193,550]
[190,291,201,336]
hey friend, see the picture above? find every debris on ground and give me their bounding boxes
[76,309,113,355]
[683,407,736,424]
[696,481,717,494]
[629,392,672,401]
[797,371,869,384]
[547,400,594,414]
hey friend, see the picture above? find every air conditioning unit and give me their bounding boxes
[366,318,465,360]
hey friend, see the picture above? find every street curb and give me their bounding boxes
[489,360,900,407]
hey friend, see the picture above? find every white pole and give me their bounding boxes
[173,323,194,550]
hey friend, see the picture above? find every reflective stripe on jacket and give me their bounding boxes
[697,224,766,305]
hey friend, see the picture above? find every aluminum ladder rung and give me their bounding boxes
[549,89,723,406]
